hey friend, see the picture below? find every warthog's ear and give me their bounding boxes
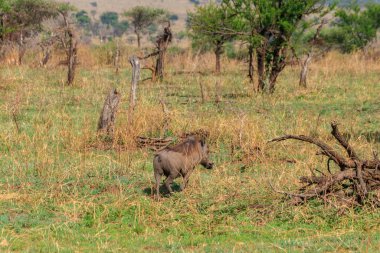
[200,139,205,147]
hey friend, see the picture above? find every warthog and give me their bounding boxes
[153,136,214,197]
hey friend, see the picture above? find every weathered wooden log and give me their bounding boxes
[98,88,120,135]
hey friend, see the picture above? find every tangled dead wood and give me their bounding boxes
[270,121,380,206]
[136,129,210,151]
[136,136,174,151]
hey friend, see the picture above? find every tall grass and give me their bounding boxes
[0,44,379,252]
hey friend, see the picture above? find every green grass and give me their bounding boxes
[0,55,380,252]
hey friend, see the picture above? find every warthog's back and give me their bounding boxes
[153,136,213,197]
[154,149,200,176]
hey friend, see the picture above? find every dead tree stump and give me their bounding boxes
[129,56,140,111]
[155,23,172,81]
[270,121,380,207]
[98,88,120,136]
[67,30,78,85]
[136,22,172,82]
[58,10,78,86]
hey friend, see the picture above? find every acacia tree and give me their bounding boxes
[188,3,239,74]
[0,0,58,64]
[100,11,118,27]
[0,0,11,40]
[323,2,380,54]
[222,0,329,93]
[75,10,91,31]
[124,6,168,48]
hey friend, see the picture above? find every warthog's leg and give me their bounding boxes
[154,172,161,199]
[180,169,194,191]
[164,175,175,194]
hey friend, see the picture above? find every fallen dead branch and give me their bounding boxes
[136,136,174,151]
[269,121,380,206]
[136,129,210,151]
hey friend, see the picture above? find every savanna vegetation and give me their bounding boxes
[0,0,380,252]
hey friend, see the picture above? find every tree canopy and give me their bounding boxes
[124,6,169,48]
[218,0,329,92]
[100,11,119,27]
[76,10,91,29]
[188,2,240,73]
[323,2,380,53]
[0,0,64,40]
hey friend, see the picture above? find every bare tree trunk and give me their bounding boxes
[136,31,141,48]
[98,88,120,136]
[298,20,325,89]
[59,11,78,86]
[299,53,312,88]
[268,72,279,93]
[129,56,140,113]
[215,42,223,74]
[155,47,164,80]
[248,45,254,84]
[0,15,4,42]
[257,48,266,92]
[17,32,26,65]
[67,30,78,85]
[268,48,287,93]
[155,24,172,81]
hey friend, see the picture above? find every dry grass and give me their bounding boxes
[0,44,379,252]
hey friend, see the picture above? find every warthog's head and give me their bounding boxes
[199,139,214,169]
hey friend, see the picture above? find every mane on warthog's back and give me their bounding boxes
[167,136,201,156]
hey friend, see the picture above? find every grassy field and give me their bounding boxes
[0,48,380,252]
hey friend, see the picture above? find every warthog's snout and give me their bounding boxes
[204,162,214,169]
